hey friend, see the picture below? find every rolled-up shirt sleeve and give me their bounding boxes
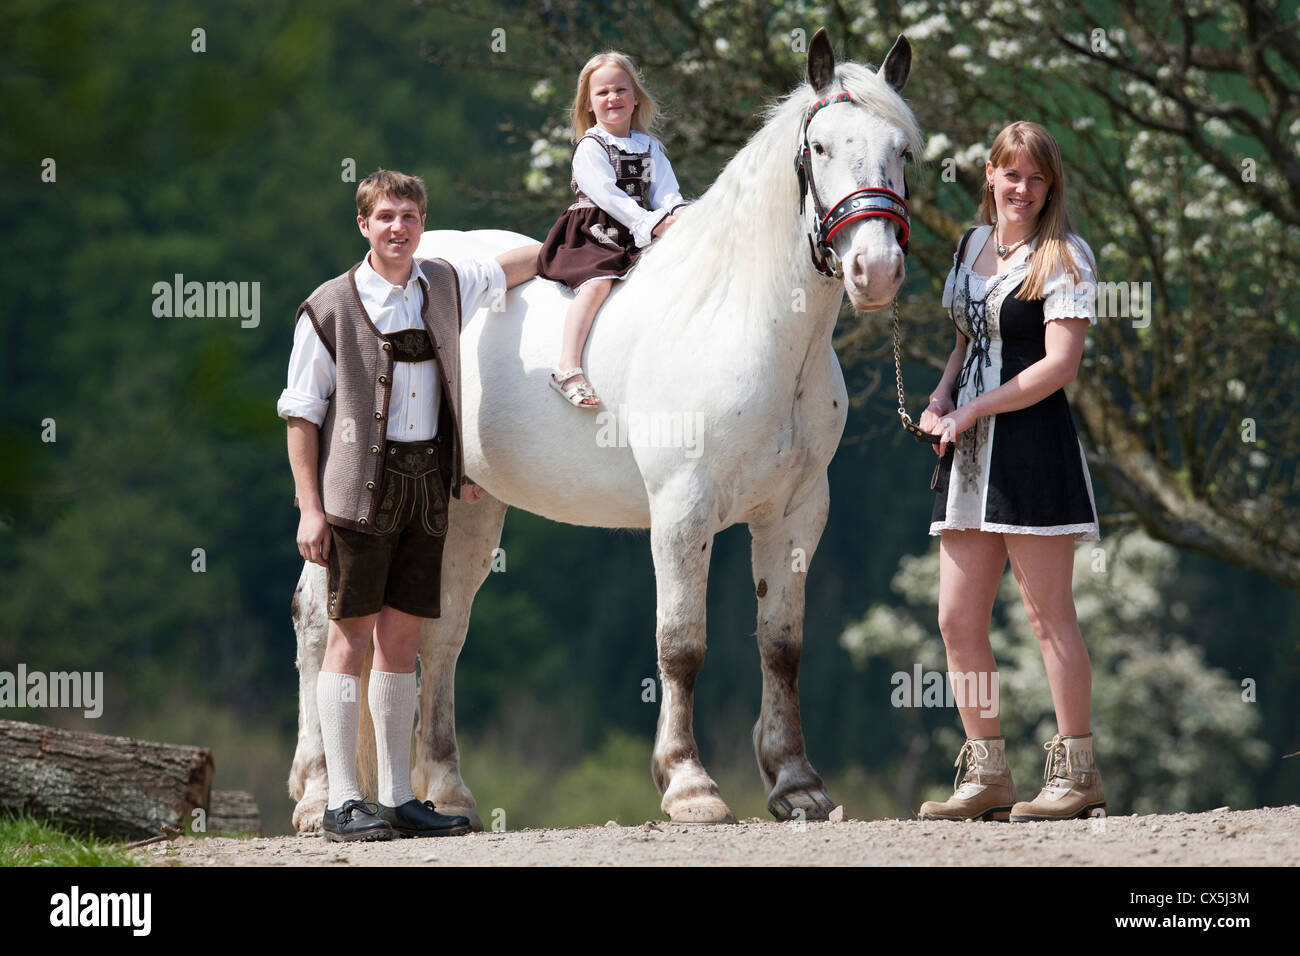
[449,256,507,321]
[277,313,335,426]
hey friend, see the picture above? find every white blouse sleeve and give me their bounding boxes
[941,253,957,310]
[572,136,668,249]
[277,313,335,426]
[1043,236,1099,325]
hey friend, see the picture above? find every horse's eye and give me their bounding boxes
[812,142,826,156]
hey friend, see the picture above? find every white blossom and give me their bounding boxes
[987,37,1022,60]
[923,132,952,161]
[905,14,951,40]
[957,142,988,169]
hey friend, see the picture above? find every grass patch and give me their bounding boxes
[0,813,141,867]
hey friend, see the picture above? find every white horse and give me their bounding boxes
[290,30,923,828]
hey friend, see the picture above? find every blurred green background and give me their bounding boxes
[1,0,1296,833]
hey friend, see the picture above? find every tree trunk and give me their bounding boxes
[0,719,213,840]
[207,790,261,836]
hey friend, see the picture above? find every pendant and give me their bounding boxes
[996,244,1009,256]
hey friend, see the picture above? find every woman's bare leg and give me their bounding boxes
[1003,534,1090,736]
[937,529,1009,738]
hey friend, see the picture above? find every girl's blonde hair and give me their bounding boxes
[569,51,658,143]
[979,121,1094,300]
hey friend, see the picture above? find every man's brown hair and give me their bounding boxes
[356,169,428,220]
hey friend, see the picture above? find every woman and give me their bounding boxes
[918,121,1105,822]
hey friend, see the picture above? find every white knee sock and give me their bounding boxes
[316,671,364,809]
[369,669,417,807]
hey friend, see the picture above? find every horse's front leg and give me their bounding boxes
[288,561,331,833]
[410,493,509,833]
[749,472,836,821]
[649,493,735,824]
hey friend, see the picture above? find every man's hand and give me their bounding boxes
[297,508,331,566]
[462,480,487,504]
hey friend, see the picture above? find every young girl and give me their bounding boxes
[537,51,689,407]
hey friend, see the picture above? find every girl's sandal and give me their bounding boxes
[550,366,602,408]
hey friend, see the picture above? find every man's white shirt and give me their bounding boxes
[277,254,505,441]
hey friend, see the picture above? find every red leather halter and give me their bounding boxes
[794,92,911,278]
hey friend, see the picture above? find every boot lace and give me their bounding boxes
[952,738,992,791]
[1041,734,1093,788]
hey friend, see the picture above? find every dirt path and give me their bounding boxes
[137,805,1299,866]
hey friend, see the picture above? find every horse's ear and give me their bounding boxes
[807,27,836,95]
[879,34,911,91]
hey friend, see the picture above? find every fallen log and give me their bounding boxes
[0,719,213,840]
[207,790,260,836]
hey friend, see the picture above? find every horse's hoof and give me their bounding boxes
[768,788,836,821]
[666,796,737,825]
[293,802,326,834]
[437,805,484,832]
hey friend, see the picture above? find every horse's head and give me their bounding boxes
[796,29,921,312]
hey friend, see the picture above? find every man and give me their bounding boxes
[278,169,538,841]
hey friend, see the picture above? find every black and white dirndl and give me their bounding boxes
[930,226,1101,541]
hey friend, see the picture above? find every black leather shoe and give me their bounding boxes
[321,799,397,842]
[376,799,472,837]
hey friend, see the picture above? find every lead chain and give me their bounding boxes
[892,297,940,444]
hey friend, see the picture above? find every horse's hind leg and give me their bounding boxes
[749,473,836,821]
[410,493,508,832]
[289,561,331,833]
[649,494,735,824]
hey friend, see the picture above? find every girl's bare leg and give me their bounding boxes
[556,278,611,405]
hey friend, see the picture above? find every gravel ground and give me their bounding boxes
[137,805,1300,866]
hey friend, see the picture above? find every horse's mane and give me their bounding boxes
[637,62,925,323]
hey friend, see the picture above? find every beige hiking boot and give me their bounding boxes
[1009,733,1107,821]
[919,737,1016,821]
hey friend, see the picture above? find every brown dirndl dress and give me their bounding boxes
[536,133,653,290]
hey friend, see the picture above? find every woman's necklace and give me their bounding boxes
[995,227,1030,258]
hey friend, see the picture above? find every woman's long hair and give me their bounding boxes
[980,121,1094,299]
[568,51,658,143]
